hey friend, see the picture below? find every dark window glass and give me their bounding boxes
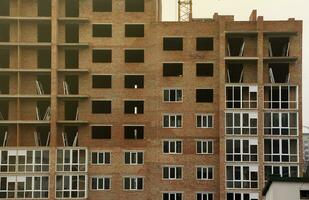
[92,75,112,88]
[93,49,112,63]
[163,63,183,77]
[93,24,112,37]
[92,101,112,114]
[163,37,183,51]
[125,24,144,37]
[91,126,111,139]
[196,89,213,102]
[196,63,213,76]
[125,50,144,63]
[125,0,144,12]
[196,37,214,51]
[93,0,112,12]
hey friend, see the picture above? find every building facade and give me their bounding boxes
[0,0,303,200]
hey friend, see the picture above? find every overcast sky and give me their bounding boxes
[162,0,309,131]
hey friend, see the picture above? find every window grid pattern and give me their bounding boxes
[163,114,182,128]
[91,151,111,165]
[196,114,213,128]
[196,140,214,154]
[0,176,49,199]
[264,138,298,162]
[226,85,257,109]
[91,177,111,190]
[264,85,298,110]
[225,112,257,135]
[226,192,259,200]
[163,166,182,180]
[124,151,143,165]
[56,149,87,172]
[0,149,49,173]
[123,177,143,190]
[196,192,214,200]
[163,192,183,200]
[264,112,298,136]
[163,140,182,154]
[226,165,258,189]
[264,165,299,181]
[226,139,258,162]
[163,89,183,102]
[56,175,87,199]
[196,166,214,180]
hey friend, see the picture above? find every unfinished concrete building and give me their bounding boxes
[0,0,302,199]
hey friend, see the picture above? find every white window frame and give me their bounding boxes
[225,112,258,135]
[196,166,214,180]
[196,114,214,128]
[56,148,87,172]
[91,176,111,191]
[163,88,183,102]
[264,112,298,136]
[162,166,183,180]
[91,151,111,165]
[124,151,144,165]
[225,85,258,109]
[55,175,87,199]
[163,114,182,128]
[0,176,49,199]
[226,192,259,200]
[264,165,299,181]
[264,138,298,163]
[264,85,298,110]
[123,176,144,191]
[0,149,49,173]
[196,192,214,200]
[163,140,182,154]
[226,165,258,189]
[162,192,183,200]
[225,138,258,162]
[196,140,214,154]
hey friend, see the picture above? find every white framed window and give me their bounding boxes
[0,176,49,199]
[91,151,111,165]
[226,165,258,189]
[264,112,298,136]
[225,112,257,135]
[226,139,258,162]
[264,165,299,180]
[163,89,183,102]
[163,114,182,128]
[226,85,257,109]
[123,176,143,190]
[55,175,87,198]
[227,192,258,200]
[91,176,111,190]
[124,151,144,165]
[264,85,298,109]
[196,192,214,200]
[163,140,182,154]
[162,166,182,180]
[0,149,49,173]
[56,148,87,172]
[163,192,183,200]
[196,140,214,154]
[196,114,213,128]
[264,138,298,162]
[196,166,214,180]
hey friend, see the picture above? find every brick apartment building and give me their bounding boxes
[0,0,303,200]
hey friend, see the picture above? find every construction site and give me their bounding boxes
[0,0,303,199]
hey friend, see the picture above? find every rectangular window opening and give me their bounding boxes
[124,75,144,88]
[35,126,50,146]
[163,63,183,77]
[38,0,51,17]
[64,101,79,120]
[125,24,144,37]
[196,89,213,103]
[63,75,79,94]
[62,126,79,146]
[65,49,79,69]
[0,0,10,16]
[93,24,112,37]
[65,24,79,43]
[0,75,9,94]
[196,63,213,77]
[124,101,144,114]
[37,23,51,42]
[125,49,144,63]
[0,23,10,42]
[0,101,9,120]
[93,49,112,63]
[163,37,183,51]
[268,63,289,83]
[36,100,51,121]
[92,75,112,88]
[125,0,144,12]
[36,75,51,95]
[65,0,79,17]
[268,37,290,57]
[226,63,243,83]
[37,48,51,68]
[227,37,245,56]
[196,37,214,51]
[92,126,111,139]
[92,100,111,114]
[124,126,144,139]
[93,0,112,12]
[0,49,10,68]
